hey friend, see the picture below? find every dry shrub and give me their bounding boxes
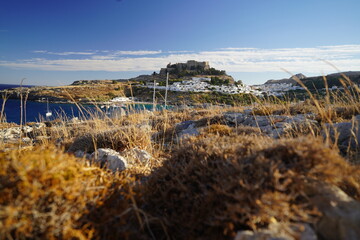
[289,100,318,115]
[201,124,233,136]
[282,120,321,138]
[251,105,288,116]
[141,135,360,239]
[68,126,152,153]
[189,108,224,119]
[193,115,226,128]
[332,106,360,121]
[0,122,18,129]
[235,126,264,136]
[0,146,140,240]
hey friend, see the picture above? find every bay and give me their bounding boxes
[0,84,166,124]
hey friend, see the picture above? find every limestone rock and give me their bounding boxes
[91,148,127,172]
[224,112,318,138]
[323,115,360,151]
[305,181,360,240]
[175,120,200,141]
[33,122,46,129]
[121,148,152,165]
[234,222,317,240]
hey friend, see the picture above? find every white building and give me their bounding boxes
[110,97,132,102]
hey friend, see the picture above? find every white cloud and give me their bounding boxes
[114,50,162,55]
[218,47,257,51]
[167,50,194,54]
[3,45,360,74]
[32,50,96,55]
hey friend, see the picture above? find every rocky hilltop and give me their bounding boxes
[128,60,234,84]
[301,71,360,89]
[264,72,360,89]
[265,73,306,85]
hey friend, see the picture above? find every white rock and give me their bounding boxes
[34,122,46,129]
[6,128,21,136]
[91,148,127,172]
[22,126,33,133]
[234,222,317,240]
[126,148,152,164]
[21,137,32,143]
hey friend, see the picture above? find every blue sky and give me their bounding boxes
[1,0,360,86]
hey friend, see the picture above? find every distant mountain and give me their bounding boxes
[264,73,306,85]
[299,71,360,89]
[264,72,360,89]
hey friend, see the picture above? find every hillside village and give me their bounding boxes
[143,63,360,97]
[66,61,360,99]
[139,60,308,96]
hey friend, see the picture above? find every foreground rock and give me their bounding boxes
[120,147,152,165]
[224,112,318,138]
[305,181,360,240]
[90,148,128,172]
[173,112,319,140]
[235,222,317,240]
[323,115,360,152]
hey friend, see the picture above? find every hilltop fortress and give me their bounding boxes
[160,60,210,75]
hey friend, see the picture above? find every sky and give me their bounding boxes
[1,0,360,86]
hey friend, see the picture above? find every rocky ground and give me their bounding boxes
[1,103,360,240]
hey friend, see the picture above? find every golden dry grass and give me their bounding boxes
[141,135,360,239]
[0,146,131,239]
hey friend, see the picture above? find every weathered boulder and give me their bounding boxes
[234,222,317,240]
[0,127,22,141]
[175,120,197,132]
[33,122,46,129]
[224,112,318,138]
[175,120,200,141]
[91,148,127,172]
[120,147,152,165]
[74,150,91,159]
[305,181,360,240]
[323,115,360,151]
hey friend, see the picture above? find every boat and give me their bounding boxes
[46,99,52,117]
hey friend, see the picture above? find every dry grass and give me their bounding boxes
[141,135,360,239]
[0,146,138,239]
[67,125,152,153]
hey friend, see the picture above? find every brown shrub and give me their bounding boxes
[0,146,138,239]
[67,126,152,153]
[201,124,233,136]
[141,135,360,239]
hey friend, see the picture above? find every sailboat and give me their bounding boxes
[46,99,52,117]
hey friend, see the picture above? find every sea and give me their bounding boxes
[0,84,163,124]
